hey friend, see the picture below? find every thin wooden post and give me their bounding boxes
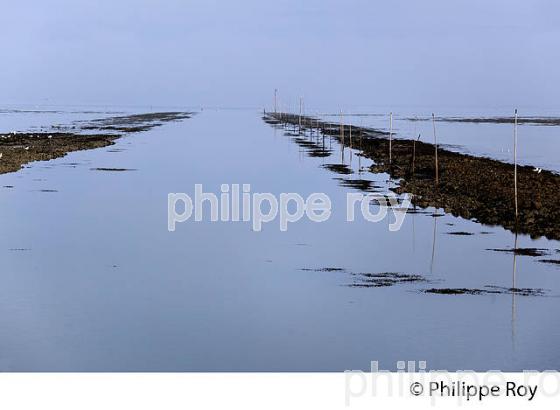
[389,112,393,164]
[340,110,344,147]
[412,116,418,177]
[412,135,417,177]
[514,109,518,221]
[432,113,439,185]
[359,121,363,174]
[298,97,303,133]
[340,110,345,163]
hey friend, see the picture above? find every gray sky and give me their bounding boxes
[1,0,558,110]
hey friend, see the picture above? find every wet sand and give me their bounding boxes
[265,113,560,240]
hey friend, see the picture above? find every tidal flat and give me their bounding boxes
[0,108,559,371]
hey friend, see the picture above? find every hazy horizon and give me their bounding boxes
[2,0,558,112]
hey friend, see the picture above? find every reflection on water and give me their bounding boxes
[0,107,559,371]
[512,233,518,353]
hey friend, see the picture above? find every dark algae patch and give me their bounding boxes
[0,132,120,175]
[539,259,560,266]
[77,112,192,133]
[446,231,474,236]
[348,272,428,288]
[90,168,137,172]
[300,268,428,288]
[264,112,560,240]
[487,247,550,257]
[423,286,547,296]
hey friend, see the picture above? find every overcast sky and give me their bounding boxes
[1,0,558,111]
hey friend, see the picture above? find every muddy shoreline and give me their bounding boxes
[264,113,560,240]
[0,112,192,175]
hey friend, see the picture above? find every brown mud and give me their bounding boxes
[0,112,192,175]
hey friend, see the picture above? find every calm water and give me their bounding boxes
[1,108,559,371]
[316,107,560,173]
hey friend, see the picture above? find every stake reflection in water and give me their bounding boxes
[512,232,518,351]
[430,215,437,274]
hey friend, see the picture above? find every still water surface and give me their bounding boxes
[0,108,559,371]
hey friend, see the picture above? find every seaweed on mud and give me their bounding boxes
[446,231,474,236]
[81,112,191,130]
[487,248,550,257]
[0,133,119,175]
[348,272,428,288]
[90,168,137,172]
[263,113,560,241]
[423,286,547,296]
[0,112,192,176]
[485,286,547,296]
[301,267,346,272]
[423,288,485,295]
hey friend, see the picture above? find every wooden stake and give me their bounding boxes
[299,97,303,133]
[340,110,345,163]
[389,112,393,164]
[412,134,420,177]
[340,110,344,147]
[359,120,363,174]
[432,113,439,185]
[412,116,418,177]
[514,109,518,221]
